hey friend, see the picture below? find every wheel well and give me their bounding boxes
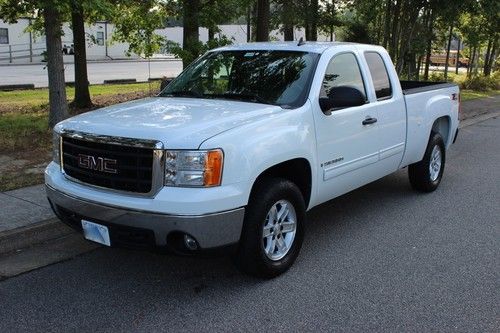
[431,116,450,146]
[252,158,312,207]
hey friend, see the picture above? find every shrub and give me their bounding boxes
[490,71,500,90]
[460,74,499,91]
[428,72,447,82]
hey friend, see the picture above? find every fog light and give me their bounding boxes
[183,234,198,251]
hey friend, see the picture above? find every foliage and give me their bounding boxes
[112,1,170,58]
[165,34,234,65]
[460,74,499,91]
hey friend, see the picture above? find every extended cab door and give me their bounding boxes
[362,51,407,173]
[311,51,381,204]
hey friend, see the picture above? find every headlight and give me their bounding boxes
[52,131,61,165]
[165,149,223,187]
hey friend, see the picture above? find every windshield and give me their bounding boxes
[159,50,319,108]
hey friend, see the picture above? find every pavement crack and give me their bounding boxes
[1,192,48,209]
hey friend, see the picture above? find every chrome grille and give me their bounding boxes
[60,131,164,195]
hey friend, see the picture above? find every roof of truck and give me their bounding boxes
[212,41,357,54]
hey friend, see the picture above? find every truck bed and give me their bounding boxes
[399,80,459,169]
[400,80,457,95]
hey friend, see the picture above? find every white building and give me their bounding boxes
[0,18,333,64]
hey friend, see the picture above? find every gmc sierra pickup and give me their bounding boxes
[46,42,459,277]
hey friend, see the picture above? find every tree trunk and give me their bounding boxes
[423,10,434,81]
[473,47,480,75]
[208,27,215,41]
[246,6,251,42]
[443,23,453,80]
[455,38,461,75]
[485,40,497,76]
[310,0,318,41]
[71,2,92,108]
[468,46,476,77]
[382,0,392,49]
[305,0,318,41]
[256,0,270,41]
[182,0,200,67]
[416,55,422,81]
[43,5,68,128]
[283,25,294,41]
[483,39,492,76]
[389,0,401,60]
[282,0,294,41]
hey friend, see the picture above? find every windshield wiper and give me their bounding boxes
[164,90,202,98]
[207,93,272,105]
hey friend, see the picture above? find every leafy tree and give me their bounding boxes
[112,0,168,58]
[165,0,247,66]
[318,1,338,42]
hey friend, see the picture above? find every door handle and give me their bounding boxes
[362,117,377,125]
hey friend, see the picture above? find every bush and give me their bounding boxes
[460,74,499,91]
[491,71,500,89]
[428,72,447,82]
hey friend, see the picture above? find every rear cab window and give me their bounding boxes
[364,52,392,100]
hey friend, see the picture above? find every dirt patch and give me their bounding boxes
[0,149,50,192]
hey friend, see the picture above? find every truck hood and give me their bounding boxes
[56,97,282,149]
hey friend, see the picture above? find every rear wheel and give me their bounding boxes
[235,178,305,278]
[409,131,446,192]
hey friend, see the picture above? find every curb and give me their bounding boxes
[0,218,74,255]
[459,111,500,129]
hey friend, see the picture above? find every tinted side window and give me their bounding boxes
[321,53,366,100]
[364,52,392,100]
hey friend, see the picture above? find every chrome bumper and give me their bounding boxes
[46,185,245,249]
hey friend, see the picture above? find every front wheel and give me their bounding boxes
[235,178,305,278]
[408,131,446,192]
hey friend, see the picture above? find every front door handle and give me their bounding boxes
[362,117,377,125]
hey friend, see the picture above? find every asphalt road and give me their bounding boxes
[0,60,183,87]
[0,117,499,332]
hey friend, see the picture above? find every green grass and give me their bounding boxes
[0,111,50,152]
[0,82,159,109]
[461,89,500,101]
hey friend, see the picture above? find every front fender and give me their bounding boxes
[199,103,318,207]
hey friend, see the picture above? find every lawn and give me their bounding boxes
[0,81,161,151]
[461,89,499,101]
[0,81,161,191]
[0,82,160,113]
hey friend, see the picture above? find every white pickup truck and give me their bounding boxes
[46,42,459,277]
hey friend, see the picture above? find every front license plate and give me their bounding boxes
[81,220,111,246]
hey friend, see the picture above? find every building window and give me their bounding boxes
[0,28,8,44]
[96,31,104,46]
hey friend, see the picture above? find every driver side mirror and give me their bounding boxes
[319,86,366,114]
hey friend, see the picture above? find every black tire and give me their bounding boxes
[235,178,306,278]
[409,131,446,192]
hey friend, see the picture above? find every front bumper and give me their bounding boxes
[46,185,245,250]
